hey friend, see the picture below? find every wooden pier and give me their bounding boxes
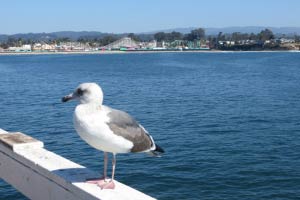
[0,129,156,200]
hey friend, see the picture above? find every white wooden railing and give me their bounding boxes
[0,128,156,200]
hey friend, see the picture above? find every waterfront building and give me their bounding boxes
[33,43,56,52]
[7,44,31,52]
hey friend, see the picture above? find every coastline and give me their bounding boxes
[0,50,299,56]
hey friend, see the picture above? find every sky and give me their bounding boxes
[1,0,300,34]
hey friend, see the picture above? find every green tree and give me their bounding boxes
[127,33,140,42]
[231,32,250,42]
[207,35,217,48]
[56,37,71,43]
[185,28,205,41]
[0,42,9,49]
[166,31,183,41]
[231,32,241,42]
[100,35,117,46]
[258,29,274,41]
[154,32,166,42]
[192,28,205,39]
[7,37,18,47]
[294,34,300,43]
[249,33,258,40]
[77,37,87,43]
[217,32,225,41]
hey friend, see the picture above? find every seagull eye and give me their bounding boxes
[77,88,84,96]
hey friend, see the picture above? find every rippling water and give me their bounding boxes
[0,52,300,200]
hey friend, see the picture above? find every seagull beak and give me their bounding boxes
[62,93,75,103]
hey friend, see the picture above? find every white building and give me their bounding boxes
[33,43,55,51]
[8,45,31,52]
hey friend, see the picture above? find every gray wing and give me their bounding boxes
[106,107,154,153]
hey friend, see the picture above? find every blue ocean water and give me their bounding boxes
[0,52,300,200]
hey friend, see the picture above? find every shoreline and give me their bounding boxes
[0,50,299,56]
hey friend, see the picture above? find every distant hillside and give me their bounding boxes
[1,27,300,42]
[148,26,300,35]
[0,31,115,42]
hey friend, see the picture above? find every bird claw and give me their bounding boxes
[98,180,115,189]
[86,178,115,189]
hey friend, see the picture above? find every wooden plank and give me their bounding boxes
[0,132,44,151]
[0,151,82,200]
[0,130,156,200]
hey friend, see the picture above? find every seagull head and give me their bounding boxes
[62,83,103,104]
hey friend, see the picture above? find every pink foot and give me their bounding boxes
[99,180,115,189]
[86,178,115,189]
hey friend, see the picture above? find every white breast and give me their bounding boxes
[73,104,133,154]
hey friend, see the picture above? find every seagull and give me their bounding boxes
[62,83,164,189]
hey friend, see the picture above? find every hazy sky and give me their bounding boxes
[1,0,299,34]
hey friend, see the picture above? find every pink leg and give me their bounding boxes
[103,152,108,178]
[98,153,116,189]
[99,153,116,189]
[86,152,108,185]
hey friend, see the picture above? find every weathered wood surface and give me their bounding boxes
[0,131,43,151]
[0,129,156,200]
